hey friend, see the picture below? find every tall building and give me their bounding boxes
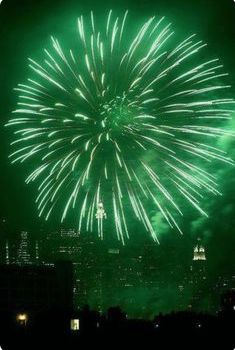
[189,239,208,311]
[16,231,32,265]
[3,232,39,266]
[41,228,91,310]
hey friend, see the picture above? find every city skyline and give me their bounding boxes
[1,227,234,318]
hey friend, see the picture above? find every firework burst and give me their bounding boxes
[6,11,234,243]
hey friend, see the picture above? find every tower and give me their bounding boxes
[193,239,206,261]
[190,238,208,311]
[16,231,31,265]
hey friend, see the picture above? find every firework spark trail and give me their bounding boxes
[6,11,234,243]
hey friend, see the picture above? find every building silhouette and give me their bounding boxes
[0,261,73,316]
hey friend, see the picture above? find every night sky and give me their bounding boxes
[0,0,235,315]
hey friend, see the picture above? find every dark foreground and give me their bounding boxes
[0,307,234,350]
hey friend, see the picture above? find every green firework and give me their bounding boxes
[6,11,234,243]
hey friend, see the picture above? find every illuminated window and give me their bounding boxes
[16,313,28,326]
[70,319,80,331]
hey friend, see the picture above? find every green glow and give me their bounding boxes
[6,11,234,243]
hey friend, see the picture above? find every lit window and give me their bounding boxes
[16,313,28,326]
[71,319,80,331]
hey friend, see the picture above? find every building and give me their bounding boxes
[193,241,206,261]
[211,271,235,313]
[16,231,31,265]
[189,239,208,311]
[0,261,73,316]
[4,231,39,266]
[40,229,104,310]
[220,289,235,312]
[40,228,82,308]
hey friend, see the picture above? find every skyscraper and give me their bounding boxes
[189,238,208,311]
[193,241,206,261]
[16,231,31,265]
[41,228,85,310]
